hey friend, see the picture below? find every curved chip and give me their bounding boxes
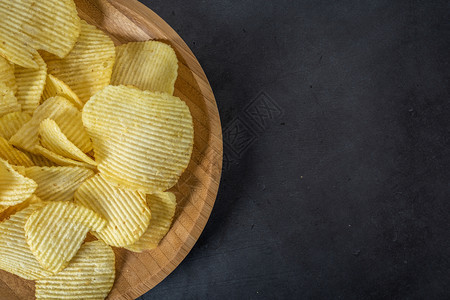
[39,119,97,166]
[0,201,53,280]
[0,81,20,118]
[15,52,47,114]
[126,192,177,252]
[83,85,194,193]
[35,145,97,170]
[25,166,94,202]
[0,158,37,206]
[111,41,178,95]
[25,151,58,167]
[24,201,106,273]
[41,20,115,103]
[35,241,115,300]
[74,174,151,247]
[0,111,31,140]
[42,74,83,108]
[0,0,80,69]
[0,56,17,93]
[0,194,41,222]
[10,96,92,153]
[0,136,33,167]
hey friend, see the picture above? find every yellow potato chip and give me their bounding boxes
[74,174,151,247]
[0,81,20,117]
[25,166,94,202]
[0,194,41,221]
[35,241,115,300]
[15,52,47,114]
[126,192,176,252]
[82,85,194,193]
[24,201,106,273]
[42,74,83,108]
[0,56,17,94]
[25,151,58,167]
[10,96,92,153]
[41,20,115,103]
[0,158,37,206]
[0,201,53,280]
[0,111,31,140]
[0,0,80,69]
[39,119,97,166]
[111,41,178,94]
[35,145,96,170]
[11,165,26,175]
[0,136,33,167]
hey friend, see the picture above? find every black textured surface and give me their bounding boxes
[139,1,450,299]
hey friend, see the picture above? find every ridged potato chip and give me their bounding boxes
[83,85,194,193]
[15,52,47,114]
[0,81,20,117]
[0,0,80,69]
[10,96,92,153]
[35,145,96,170]
[111,41,178,94]
[0,158,37,206]
[42,74,83,108]
[0,201,53,280]
[0,111,31,140]
[75,174,151,247]
[35,241,115,300]
[24,201,106,273]
[12,165,26,175]
[0,194,41,221]
[25,151,58,167]
[41,20,115,103]
[126,192,176,252]
[25,166,94,202]
[0,136,33,167]
[39,119,97,166]
[0,56,17,93]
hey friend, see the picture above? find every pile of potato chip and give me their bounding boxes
[0,0,193,299]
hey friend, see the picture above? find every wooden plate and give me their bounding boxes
[0,1,223,299]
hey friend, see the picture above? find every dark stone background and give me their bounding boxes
[139,1,450,299]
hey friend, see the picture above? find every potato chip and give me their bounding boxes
[111,41,178,94]
[74,174,151,247]
[39,119,97,166]
[10,96,92,153]
[0,111,31,140]
[24,201,106,273]
[126,192,176,252]
[42,74,83,108]
[0,0,80,69]
[0,201,53,280]
[0,56,17,94]
[0,158,37,206]
[11,165,26,175]
[35,145,96,170]
[25,151,58,167]
[0,82,20,117]
[82,85,194,193]
[25,166,94,202]
[0,194,41,221]
[41,20,115,103]
[15,52,47,114]
[0,136,33,167]
[35,241,115,300]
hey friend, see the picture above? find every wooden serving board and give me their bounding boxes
[0,0,223,299]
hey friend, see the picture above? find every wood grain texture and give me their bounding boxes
[0,0,223,299]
